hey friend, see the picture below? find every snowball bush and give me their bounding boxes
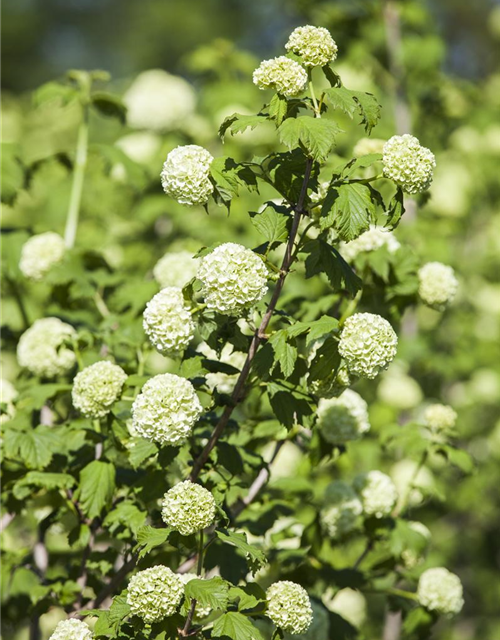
[354,470,398,518]
[285,25,338,67]
[340,225,400,262]
[418,262,458,310]
[266,581,313,634]
[424,403,458,431]
[72,360,127,418]
[383,134,436,194]
[161,480,216,535]
[143,287,195,355]
[19,232,65,280]
[132,374,202,446]
[17,317,76,378]
[417,567,464,616]
[161,144,214,205]
[253,57,308,97]
[153,251,200,289]
[48,619,93,640]
[127,565,184,623]
[197,242,268,315]
[317,389,370,443]
[320,480,362,538]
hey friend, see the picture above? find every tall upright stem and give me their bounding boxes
[64,102,89,249]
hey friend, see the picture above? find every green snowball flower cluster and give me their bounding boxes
[353,470,398,518]
[285,25,338,67]
[19,232,66,281]
[132,374,202,446]
[253,56,308,97]
[383,134,436,194]
[197,242,268,315]
[338,313,398,380]
[320,480,362,539]
[317,389,370,444]
[424,403,457,431]
[161,144,214,205]
[72,361,127,418]
[127,565,184,623]
[417,567,464,616]
[340,225,400,262]
[48,619,93,640]
[418,262,458,310]
[161,480,216,535]
[153,251,200,289]
[17,317,76,378]
[266,581,313,635]
[143,287,195,355]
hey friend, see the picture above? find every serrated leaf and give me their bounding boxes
[212,612,264,640]
[103,501,147,535]
[184,576,229,610]
[77,460,116,519]
[216,529,267,573]
[12,472,76,500]
[128,437,158,469]
[268,93,288,125]
[219,114,268,140]
[303,239,363,296]
[322,183,376,241]
[325,88,381,133]
[386,186,405,229]
[278,116,341,162]
[250,206,290,244]
[135,525,171,558]
[308,336,341,382]
[267,383,314,428]
[228,583,266,611]
[268,331,297,378]
[3,426,59,469]
[324,87,357,117]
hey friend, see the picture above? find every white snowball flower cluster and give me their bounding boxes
[424,403,457,431]
[338,313,398,380]
[285,25,338,67]
[197,243,268,315]
[153,251,200,289]
[161,145,214,206]
[124,69,196,131]
[178,574,211,619]
[418,262,458,310]
[353,470,398,518]
[48,619,93,640]
[340,225,401,262]
[317,389,370,444]
[283,599,329,640]
[132,374,202,446]
[161,480,216,535]
[143,287,195,356]
[266,581,313,635]
[0,378,17,424]
[383,134,436,194]
[72,361,127,418]
[127,565,184,623]
[402,521,431,568]
[353,137,386,157]
[320,480,362,539]
[253,56,308,97]
[17,317,76,378]
[417,567,464,616]
[19,232,65,281]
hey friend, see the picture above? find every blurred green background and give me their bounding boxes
[2,1,500,640]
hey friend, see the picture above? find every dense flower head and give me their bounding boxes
[253,56,308,97]
[161,145,214,206]
[17,317,76,378]
[0,378,17,424]
[418,262,458,310]
[127,565,184,623]
[132,374,202,446]
[340,225,401,262]
[48,619,93,640]
[402,521,431,568]
[353,137,386,157]
[197,242,268,315]
[424,403,458,431]
[338,313,398,379]
[153,251,200,289]
[417,567,464,616]
[72,361,127,418]
[283,599,329,640]
[320,480,362,538]
[178,574,211,619]
[354,470,398,518]
[143,287,195,356]
[266,581,313,634]
[161,480,216,535]
[383,134,436,194]
[124,69,196,131]
[19,232,65,281]
[285,25,338,67]
[317,389,370,444]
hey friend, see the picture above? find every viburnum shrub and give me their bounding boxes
[1,26,472,640]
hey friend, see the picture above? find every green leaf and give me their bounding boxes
[91,92,127,123]
[268,93,288,125]
[321,183,376,241]
[403,607,434,635]
[437,445,475,473]
[325,88,381,133]
[128,437,158,469]
[103,501,147,535]
[219,114,268,140]
[3,425,59,469]
[215,529,267,573]
[250,206,290,244]
[268,331,297,378]
[278,116,341,162]
[305,316,339,345]
[18,383,72,410]
[212,612,264,640]
[322,65,342,88]
[308,336,341,382]
[228,583,266,611]
[324,87,357,117]
[13,472,76,500]
[267,383,314,428]
[135,525,171,558]
[386,186,405,229]
[184,576,229,610]
[77,460,116,519]
[303,239,363,296]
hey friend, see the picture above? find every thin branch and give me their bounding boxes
[190,158,314,482]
